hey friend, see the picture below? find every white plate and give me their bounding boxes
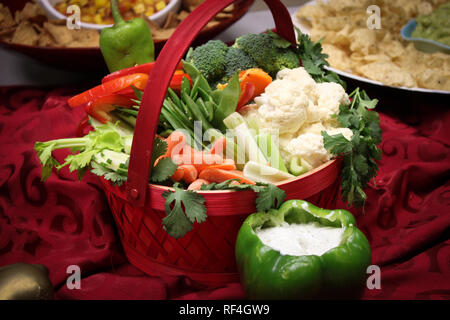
[291,2,450,95]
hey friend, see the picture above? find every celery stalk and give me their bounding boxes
[224,113,267,167]
[289,156,313,176]
[256,133,288,173]
[243,161,295,184]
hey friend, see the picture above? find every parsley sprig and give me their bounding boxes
[294,27,346,88]
[162,183,207,238]
[162,181,286,238]
[322,88,382,208]
[201,180,286,212]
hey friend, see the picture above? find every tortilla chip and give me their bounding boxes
[205,20,220,29]
[215,12,233,20]
[11,21,40,46]
[163,12,178,29]
[43,22,72,46]
[356,61,417,88]
[322,44,352,71]
[176,10,190,21]
[15,2,45,24]
[37,30,56,47]
[183,0,204,10]
[0,4,15,29]
[67,29,100,47]
[153,27,176,40]
[223,5,234,13]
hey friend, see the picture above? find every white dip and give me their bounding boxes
[256,223,345,256]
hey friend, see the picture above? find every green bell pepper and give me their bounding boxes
[100,0,155,73]
[235,200,371,299]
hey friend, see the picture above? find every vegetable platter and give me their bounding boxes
[34,0,382,287]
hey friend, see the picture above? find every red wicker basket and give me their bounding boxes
[101,0,342,287]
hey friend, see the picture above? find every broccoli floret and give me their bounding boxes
[233,33,278,75]
[233,33,300,77]
[186,40,228,84]
[223,47,258,79]
[274,49,300,72]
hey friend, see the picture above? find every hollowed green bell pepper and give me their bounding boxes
[235,200,371,299]
[100,0,155,73]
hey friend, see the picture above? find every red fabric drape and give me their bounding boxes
[0,86,448,299]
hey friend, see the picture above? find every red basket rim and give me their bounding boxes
[148,158,338,193]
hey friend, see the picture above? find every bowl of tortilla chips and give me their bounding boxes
[0,0,254,70]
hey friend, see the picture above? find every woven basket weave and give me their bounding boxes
[100,0,342,287]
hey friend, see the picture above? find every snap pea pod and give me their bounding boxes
[167,88,183,111]
[182,92,214,131]
[196,97,213,122]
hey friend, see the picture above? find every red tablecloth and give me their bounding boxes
[0,86,449,300]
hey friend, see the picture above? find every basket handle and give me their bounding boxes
[126,0,296,206]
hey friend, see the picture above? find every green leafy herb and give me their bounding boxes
[200,180,286,211]
[162,184,207,238]
[91,162,127,186]
[266,29,292,49]
[295,27,346,88]
[34,122,125,181]
[322,88,382,208]
[149,137,178,183]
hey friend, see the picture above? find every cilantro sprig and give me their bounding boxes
[150,137,178,183]
[294,27,346,88]
[161,181,286,238]
[322,88,382,208]
[162,183,207,238]
[201,180,286,212]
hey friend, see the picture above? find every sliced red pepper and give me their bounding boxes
[68,73,148,108]
[85,94,135,123]
[170,73,191,92]
[236,81,255,111]
[102,61,183,83]
[76,115,92,137]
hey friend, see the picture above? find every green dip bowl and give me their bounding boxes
[401,19,450,54]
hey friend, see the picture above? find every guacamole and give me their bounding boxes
[412,2,450,46]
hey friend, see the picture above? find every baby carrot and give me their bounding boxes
[179,165,198,184]
[209,136,227,156]
[203,158,236,171]
[199,168,256,185]
[164,131,186,158]
[171,167,184,182]
[187,179,210,191]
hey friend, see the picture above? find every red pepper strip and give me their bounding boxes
[236,82,255,111]
[116,87,139,98]
[85,94,135,123]
[68,73,148,108]
[76,115,91,137]
[102,61,183,83]
[116,72,191,96]
[170,73,191,92]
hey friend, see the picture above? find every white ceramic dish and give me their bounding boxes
[37,0,182,30]
[291,2,450,95]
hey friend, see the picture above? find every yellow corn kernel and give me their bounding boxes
[134,3,145,14]
[58,3,68,13]
[79,0,88,6]
[95,0,108,8]
[94,14,103,24]
[155,1,166,11]
[144,0,155,4]
[81,15,92,23]
[87,6,96,16]
[145,8,155,16]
